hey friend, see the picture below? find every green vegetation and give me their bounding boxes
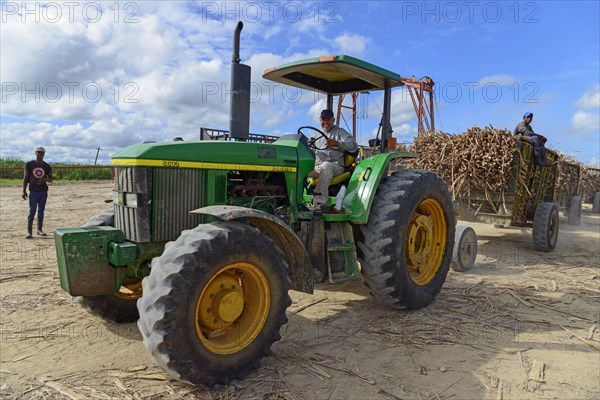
[0,157,112,185]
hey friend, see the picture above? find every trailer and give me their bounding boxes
[451,139,560,271]
[580,166,600,213]
[555,158,583,225]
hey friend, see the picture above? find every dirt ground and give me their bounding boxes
[1,182,599,400]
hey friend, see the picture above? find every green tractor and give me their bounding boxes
[54,23,455,386]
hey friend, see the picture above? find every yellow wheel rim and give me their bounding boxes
[195,263,270,355]
[406,198,447,286]
[114,281,143,300]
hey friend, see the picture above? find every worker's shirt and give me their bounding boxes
[24,160,52,192]
[314,126,358,168]
[514,122,535,137]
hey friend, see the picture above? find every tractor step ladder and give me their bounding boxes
[325,222,360,283]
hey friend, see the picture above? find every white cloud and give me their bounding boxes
[571,111,600,133]
[394,123,418,136]
[292,17,324,35]
[1,3,362,163]
[478,74,518,86]
[3,2,594,166]
[333,33,370,55]
[575,85,600,109]
[569,86,600,138]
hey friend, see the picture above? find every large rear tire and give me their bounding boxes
[532,202,559,252]
[78,208,141,323]
[137,221,291,386]
[450,225,478,272]
[567,195,582,226]
[357,170,455,309]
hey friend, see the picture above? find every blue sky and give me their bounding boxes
[1,1,599,164]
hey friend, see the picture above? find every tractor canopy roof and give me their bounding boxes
[263,55,404,95]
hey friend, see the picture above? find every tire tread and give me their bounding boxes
[357,169,455,309]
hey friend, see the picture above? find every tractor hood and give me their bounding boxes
[111,141,302,173]
[263,55,404,95]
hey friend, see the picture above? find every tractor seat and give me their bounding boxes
[307,151,358,188]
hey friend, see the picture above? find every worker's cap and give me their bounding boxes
[320,109,334,119]
[523,112,533,118]
[35,147,46,153]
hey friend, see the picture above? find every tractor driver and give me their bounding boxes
[309,109,358,210]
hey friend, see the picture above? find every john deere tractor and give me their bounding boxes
[54,23,455,386]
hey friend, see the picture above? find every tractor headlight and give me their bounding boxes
[125,193,139,208]
[113,191,139,207]
[113,191,124,205]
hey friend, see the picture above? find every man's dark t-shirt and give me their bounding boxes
[25,161,52,192]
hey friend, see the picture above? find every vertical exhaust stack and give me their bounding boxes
[229,21,251,140]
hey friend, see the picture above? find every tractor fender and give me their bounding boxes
[346,152,416,224]
[190,205,314,294]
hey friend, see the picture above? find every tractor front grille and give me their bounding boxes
[113,167,152,242]
[151,168,205,242]
[114,166,221,243]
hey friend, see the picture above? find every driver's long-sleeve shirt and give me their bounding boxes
[314,126,358,168]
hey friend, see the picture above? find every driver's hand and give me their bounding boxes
[326,139,339,148]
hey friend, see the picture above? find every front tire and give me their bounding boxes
[77,282,142,323]
[137,221,291,386]
[357,170,455,309]
[78,208,141,323]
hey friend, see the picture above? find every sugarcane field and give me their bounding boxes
[1,137,599,399]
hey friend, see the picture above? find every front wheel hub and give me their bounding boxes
[213,289,244,323]
[195,263,270,354]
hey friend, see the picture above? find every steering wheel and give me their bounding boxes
[298,126,329,150]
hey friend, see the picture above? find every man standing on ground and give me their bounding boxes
[311,109,358,211]
[22,147,53,238]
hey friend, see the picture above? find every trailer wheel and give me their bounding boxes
[593,192,600,214]
[450,225,477,272]
[532,202,559,252]
[137,221,291,386]
[77,208,141,323]
[567,195,582,225]
[357,170,455,309]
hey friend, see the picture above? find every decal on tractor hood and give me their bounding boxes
[112,158,297,172]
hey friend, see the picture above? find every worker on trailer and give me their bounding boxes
[514,112,550,167]
[309,109,358,211]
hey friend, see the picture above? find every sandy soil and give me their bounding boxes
[1,182,599,400]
